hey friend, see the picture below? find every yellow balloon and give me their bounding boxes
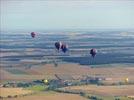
[125,78,129,83]
[44,79,48,83]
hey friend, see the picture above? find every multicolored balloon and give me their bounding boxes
[31,32,36,38]
[55,42,68,53]
[55,41,62,51]
[90,48,97,58]
[61,43,68,53]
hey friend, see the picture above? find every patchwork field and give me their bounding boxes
[61,85,134,96]
[1,63,134,83]
[0,33,134,100]
[0,88,33,98]
[2,92,88,100]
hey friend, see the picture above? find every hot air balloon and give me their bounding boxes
[44,79,48,83]
[90,48,97,58]
[31,32,36,38]
[55,42,62,51]
[43,79,49,85]
[125,78,129,83]
[61,43,68,53]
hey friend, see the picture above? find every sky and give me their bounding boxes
[1,0,134,31]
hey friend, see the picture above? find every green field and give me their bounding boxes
[27,85,48,91]
[5,69,29,75]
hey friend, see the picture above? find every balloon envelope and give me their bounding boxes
[61,44,68,53]
[31,32,36,38]
[55,42,62,51]
[125,78,129,83]
[90,48,97,57]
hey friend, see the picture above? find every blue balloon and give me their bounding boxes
[61,44,68,53]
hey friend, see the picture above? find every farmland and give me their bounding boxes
[2,92,88,100]
[1,63,134,83]
[61,85,134,96]
[0,32,134,100]
[0,88,33,98]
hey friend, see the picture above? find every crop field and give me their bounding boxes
[5,69,29,75]
[0,32,134,100]
[1,32,134,67]
[1,63,134,83]
[2,92,88,100]
[61,85,134,97]
[0,88,33,98]
[27,85,48,91]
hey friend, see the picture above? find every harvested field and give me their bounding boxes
[0,88,33,97]
[1,63,134,83]
[3,92,88,100]
[62,85,134,96]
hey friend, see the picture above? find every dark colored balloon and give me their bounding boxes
[90,48,97,58]
[61,44,68,53]
[55,42,62,51]
[31,32,36,38]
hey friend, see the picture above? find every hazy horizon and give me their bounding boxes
[1,0,134,32]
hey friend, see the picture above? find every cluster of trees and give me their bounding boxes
[79,92,102,100]
[55,89,103,100]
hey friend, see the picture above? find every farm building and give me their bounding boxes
[80,76,105,84]
[48,74,74,89]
